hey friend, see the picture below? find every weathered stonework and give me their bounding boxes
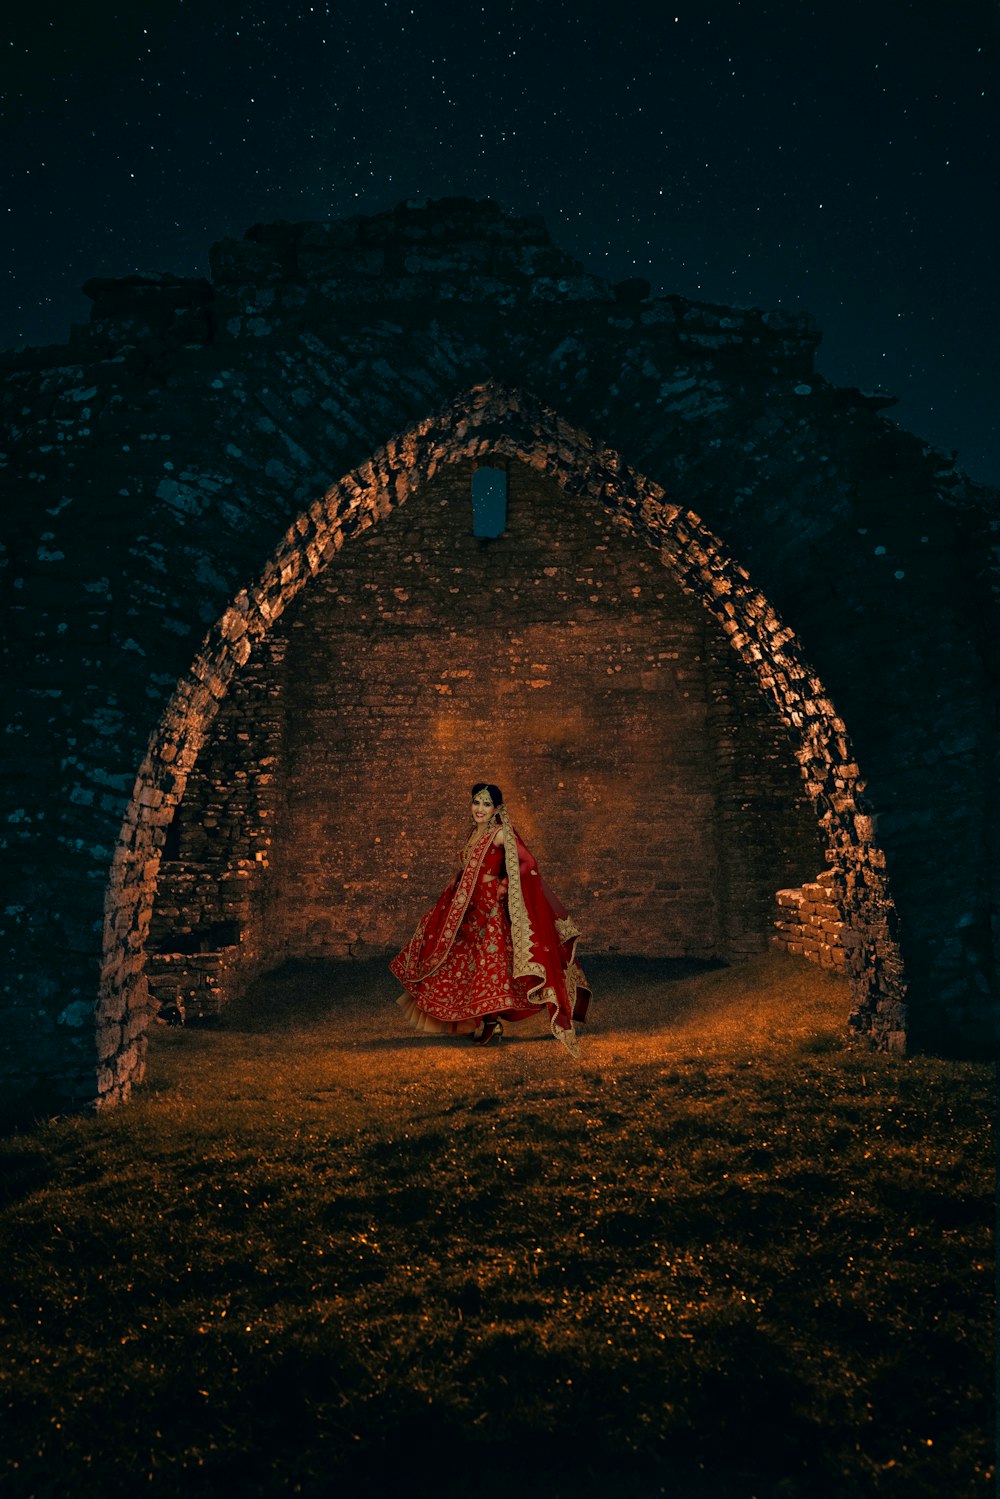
[772,870,847,973]
[146,637,285,1019]
[2,197,996,1115]
[147,456,824,1007]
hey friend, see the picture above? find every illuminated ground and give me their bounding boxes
[0,953,993,1499]
[150,949,858,1108]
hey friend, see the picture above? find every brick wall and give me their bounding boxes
[5,199,995,1110]
[151,458,824,994]
[147,640,287,1016]
[773,870,848,971]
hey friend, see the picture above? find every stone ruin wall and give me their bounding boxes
[146,639,287,1020]
[269,458,826,963]
[146,457,825,1015]
[1,197,996,1114]
[772,871,847,973]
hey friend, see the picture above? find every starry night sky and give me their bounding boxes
[4,0,998,484]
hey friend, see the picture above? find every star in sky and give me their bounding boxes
[2,0,997,482]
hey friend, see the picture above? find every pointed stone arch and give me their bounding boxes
[98,383,904,1105]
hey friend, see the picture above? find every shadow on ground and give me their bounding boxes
[213,950,820,1050]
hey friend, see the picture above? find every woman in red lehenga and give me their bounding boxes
[390,783,592,1054]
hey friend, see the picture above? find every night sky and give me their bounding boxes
[4,0,997,485]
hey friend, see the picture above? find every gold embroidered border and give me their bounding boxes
[499,805,555,1021]
[501,815,586,1047]
[460,809,499,868]
[564,958,586,1018]
[400,825,497,985]
[499,806,544,986]
[555,915,581,943]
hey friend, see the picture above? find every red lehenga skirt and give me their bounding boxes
[390,816,591,1049]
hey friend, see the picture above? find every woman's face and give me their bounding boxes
[470,791,495,828]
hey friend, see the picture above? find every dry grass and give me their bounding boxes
[0,952,994,1499]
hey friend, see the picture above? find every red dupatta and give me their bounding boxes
[497,804,590,1039]
[395,818,504,987]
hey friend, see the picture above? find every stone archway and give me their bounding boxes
[98,384,904,1106]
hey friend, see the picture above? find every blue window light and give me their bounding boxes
[471,464,508,538]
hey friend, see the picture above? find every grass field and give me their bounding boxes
[0,952,994,1498]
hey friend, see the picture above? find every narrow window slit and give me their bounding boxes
[471,463,508,537]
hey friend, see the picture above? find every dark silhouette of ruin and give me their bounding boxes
[2,198,996,1116]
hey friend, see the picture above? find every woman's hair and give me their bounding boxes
[470,781,504,808]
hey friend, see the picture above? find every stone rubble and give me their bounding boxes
[773,869,848,972]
